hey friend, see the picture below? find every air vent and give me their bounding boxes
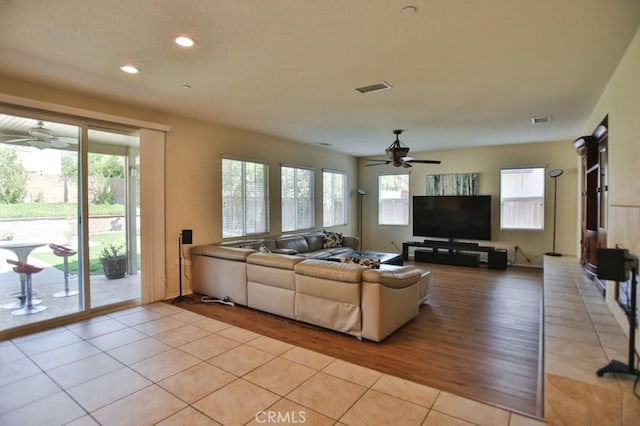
[531,116,552,124]
[355,82,392,94]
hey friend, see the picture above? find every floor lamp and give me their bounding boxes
[596,248,640,379]
[357,188,366,250]
[172,229,193,304]
[546,169,563,256]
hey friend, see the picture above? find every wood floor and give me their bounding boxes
[173,262,543,417]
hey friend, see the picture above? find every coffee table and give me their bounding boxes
[327,250,404,266]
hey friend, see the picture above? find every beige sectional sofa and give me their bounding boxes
[191,243,431,342]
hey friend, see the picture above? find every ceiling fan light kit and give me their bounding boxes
[386,130,411,160]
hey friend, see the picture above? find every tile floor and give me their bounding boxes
[1,303,541,425]
[543,256,640,425]
[0,256,638,425]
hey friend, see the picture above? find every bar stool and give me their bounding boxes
[49,243,78,298]
[6,259,46,315]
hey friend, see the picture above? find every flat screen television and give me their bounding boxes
[413,195,492,241]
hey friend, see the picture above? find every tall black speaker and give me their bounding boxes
[595,248,640,379]
[172,229,194,304]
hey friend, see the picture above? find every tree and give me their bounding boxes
[0,146,28,204]
[88,154,125,204]
[60,152,78,203]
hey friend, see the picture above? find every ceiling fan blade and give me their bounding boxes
[364,162,390,167]
[1,137,31,144]
[29,140,51,150]
[407,159,442,164]
[50,139,70,148]
[56,136,78,144]
[401,162,412,168]
[50,136,77,148]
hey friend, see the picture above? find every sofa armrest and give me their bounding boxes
[360,265,422,342]
[362,266,422,289]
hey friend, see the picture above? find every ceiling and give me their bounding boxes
[0,0,639,157]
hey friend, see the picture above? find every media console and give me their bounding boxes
[402,240,507,270]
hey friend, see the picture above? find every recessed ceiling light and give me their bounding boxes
[119,65,140,74]
[175,35,197,48]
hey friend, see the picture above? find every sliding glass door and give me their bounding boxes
[87,127,141,308]
[0,110,142,335]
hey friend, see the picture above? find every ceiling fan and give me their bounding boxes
[363,129,441,168]
[0,121,78,149]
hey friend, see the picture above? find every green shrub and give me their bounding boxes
[0,147,28,204]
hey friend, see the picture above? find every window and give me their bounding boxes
[322,169,347,227]
[281,165,314,232]
[222,158,269,238]
[500,167,545,230]
[378,173,409,225]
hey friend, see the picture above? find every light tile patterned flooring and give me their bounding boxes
[1,303,540,426]
[543,256,640,425]
[1,256,638,425]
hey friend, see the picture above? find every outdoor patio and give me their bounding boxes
[0,264,140,332]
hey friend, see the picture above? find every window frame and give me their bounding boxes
[222,156,270,238]
[499,166,545,231]
[281,164,315,232]
[322,169,347,227]
[377,173,410,226]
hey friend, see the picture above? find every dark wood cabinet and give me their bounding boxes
[573,116,608,294]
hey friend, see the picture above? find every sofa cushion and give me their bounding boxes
[262,239,278,251]
[322,230,343,248]
[304,232,325,252]
[276,236,310,253]
[295,259,364,283]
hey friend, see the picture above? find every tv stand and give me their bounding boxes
[404,240,507,270]
[424,239,480,248]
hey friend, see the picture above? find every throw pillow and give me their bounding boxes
[258,243,271,253]
[339,256,380,269]
[323,230,343,248]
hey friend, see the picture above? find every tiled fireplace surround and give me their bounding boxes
[0,256,639,425]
